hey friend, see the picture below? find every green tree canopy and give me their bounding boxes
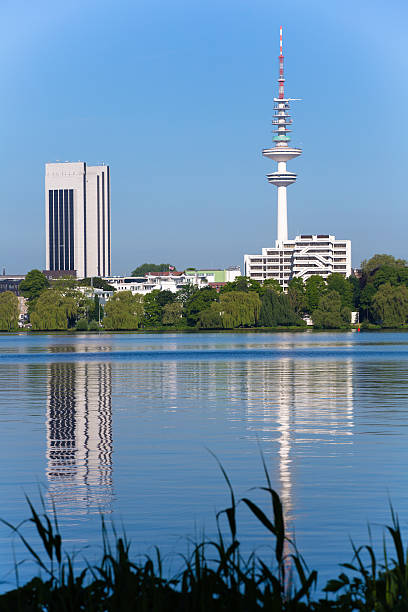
[103,292,144,330]
[19,270,49,305]
[258,289,304,327]
[371,282,408,328]
[142,291,165,327]
[196,308,222,329]
[262,278,283,294]
[131,263,175,276]
[220,276,263,295]
[30,289,79,330]
[287,277,306,315]
[361,254,406,276]
[312,290,350,329]
[0,291,19,331]
[214,291,261,329]
[305,275,326,312]
[162,302,183,326]
[326,273,354,309]
[183,287,219,326]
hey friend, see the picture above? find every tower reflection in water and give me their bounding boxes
[242,358,354,522]
[46,362,113,515]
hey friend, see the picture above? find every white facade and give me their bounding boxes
[45,162,111,279]
[104,273,208,296]
[244,235,352,289]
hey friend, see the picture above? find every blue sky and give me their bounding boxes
[1,0,407,274]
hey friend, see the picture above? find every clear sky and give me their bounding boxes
[1,0,407,275]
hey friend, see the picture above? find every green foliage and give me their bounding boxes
[326,273,354,309]
[19,270,49,309]
[75,318,88,331]
[371,282,408,328]
[88,320,100,331]
[177,282,198,305]
[347,275,361,309]
[183,286,219,326]
[143,290,164,327]
[262,278,283,293]
[220,276,263,295]
[0,291,19,331]
[361,253,406,275]
[103,292,144,330]
[155,290,175,307]
[287,277,307,315]
[79,277,115,291]
[196,308,223,329]
[259,289,304,327]
[131,263,174,276]
[30,289,79,330]
[162,302,183,325]
[312,290,350,329]
[215,291,261,329]
[305,275,326,312]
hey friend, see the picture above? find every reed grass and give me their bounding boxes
[1,457,408,610]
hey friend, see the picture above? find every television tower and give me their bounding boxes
[262,27,302,245]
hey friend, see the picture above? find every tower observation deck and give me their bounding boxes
[262,26,302,245]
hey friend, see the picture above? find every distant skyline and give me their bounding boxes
[1,0,407,275]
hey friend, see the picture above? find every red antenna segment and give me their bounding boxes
[279,25,285,99]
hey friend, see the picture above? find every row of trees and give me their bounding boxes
[3,255,408,331]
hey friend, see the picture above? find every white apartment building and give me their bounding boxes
[244,235,351,289]
[45,162,111,279]
[104,273,209,296]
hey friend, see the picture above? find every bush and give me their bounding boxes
[75,318,88,331]
[88,320,100,331]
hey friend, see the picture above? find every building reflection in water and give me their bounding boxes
[46,362,113,515]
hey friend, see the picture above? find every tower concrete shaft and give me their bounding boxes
[262,27,302,245]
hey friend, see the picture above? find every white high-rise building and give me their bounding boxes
[244,28,351,288]
[45,162,111,279]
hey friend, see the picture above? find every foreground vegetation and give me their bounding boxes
[1,458,408,610]
[2,253,408,331]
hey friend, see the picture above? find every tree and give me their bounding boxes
[326,273,354,309]
[155,290,175,307]
[258,289,304,327]
[348,275,361,310]
[30,289,78,330]
[371,283,408,328]
[177,283,198,305]
[143,291,165,327]
[305,275,326,312]
[262,278,283,294]
[0,291,19,331]
[215,291,261,329]
[359,284,377,321]
[19,270,49,310]
[220,276,263,295]
[361,254,406,276]
[196,308,222,329]
[162,302,183,325]
[312,290,350,329]
[131,263,175,276]
[103,292,144,330]
[287,277,307,315]
[183,287,219,326]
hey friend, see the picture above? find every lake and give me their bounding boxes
[1,330,408,591]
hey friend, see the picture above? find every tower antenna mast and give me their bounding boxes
[262,27,302,245]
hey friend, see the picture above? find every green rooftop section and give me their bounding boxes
[185,269,227,282]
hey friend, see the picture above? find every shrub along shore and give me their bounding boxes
[1,253,408,332]
[0,459,407,611]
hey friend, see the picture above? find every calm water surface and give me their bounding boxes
[1,331,408,590]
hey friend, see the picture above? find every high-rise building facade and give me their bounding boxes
[244,28,351,288]
[45,162,111,279]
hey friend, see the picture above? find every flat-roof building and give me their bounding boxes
[45,162,111,279]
